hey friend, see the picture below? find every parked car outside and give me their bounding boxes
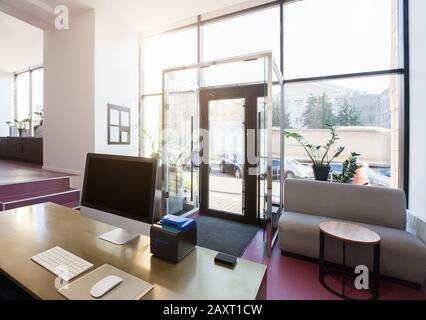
[219,153,243,178]
[272,158,313,180]
[372,167,391,177]
[218,154,313,180]
[330,162,391,187]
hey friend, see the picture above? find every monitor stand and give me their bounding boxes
[99,229,140,245]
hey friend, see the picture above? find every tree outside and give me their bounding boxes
[273,94,292,129]
[336,98,362,126]
[302,93,336,129]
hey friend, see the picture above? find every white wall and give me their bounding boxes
[43,8,140,176]
[94,10,140,156]
[0,71,14,136]
[409,0,426,219]
[43,10,95,175]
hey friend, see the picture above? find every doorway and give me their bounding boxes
[200,85,265,225]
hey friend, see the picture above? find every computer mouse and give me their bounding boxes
[90,275,123,298]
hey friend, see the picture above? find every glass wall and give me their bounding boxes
[141,27,197,156]
[202,7,280,68]
[284,75,401,188]
[284,0,399,79]
[141,0,406,190]
[142,27,197,94]
[283,0,402,189]
[162,55,281,256]
[163,72,199,216]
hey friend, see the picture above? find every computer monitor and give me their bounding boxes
[81,153,157,245]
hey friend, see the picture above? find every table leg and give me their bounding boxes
[342,241,346,297]
[319,231,325,277]
[372,243,380,300]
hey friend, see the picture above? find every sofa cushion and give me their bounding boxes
[279,211,426,284]
[284,179,407,230]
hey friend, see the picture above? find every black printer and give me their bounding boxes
[150,216,197,263]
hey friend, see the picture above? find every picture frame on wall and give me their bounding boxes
[107,104,131,145]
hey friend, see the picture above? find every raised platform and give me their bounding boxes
[0,159,68,186]
[0,159,80,211]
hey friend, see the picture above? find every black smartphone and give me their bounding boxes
[215,252,237,268]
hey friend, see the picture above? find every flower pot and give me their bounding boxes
[18,129,25,137]
[312,165,331,181]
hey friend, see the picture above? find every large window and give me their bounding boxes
[141,27,197,156]
[284,0,400,79]
[31,68,44,116]
[15,67,44,134]
[142,27,197,95]
[283,0,403,189]
[16,72,30,121]
[202,7,280,67]
[140,0,407,190]
[284,75,401,188]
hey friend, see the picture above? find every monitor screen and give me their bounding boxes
[82,154,157,224]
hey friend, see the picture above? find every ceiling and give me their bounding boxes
[0,10,43,73]
[0,0,251,72]
[0,0,250,31]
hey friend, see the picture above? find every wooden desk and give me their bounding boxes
[0,203,267,300]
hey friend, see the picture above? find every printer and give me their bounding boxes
[150,215,197,263]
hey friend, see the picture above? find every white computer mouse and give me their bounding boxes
[90,275,123,298]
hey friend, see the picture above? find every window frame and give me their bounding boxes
[107,104,131,145]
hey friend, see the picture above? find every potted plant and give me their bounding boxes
[284,125,345,181]
[139,128,161,161]
[14,119,32,137]
[332,152,361,184]
[34,110,43,124]
[34,110,44,132]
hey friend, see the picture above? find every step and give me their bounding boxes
[0,177,70,198]
[62,200,81,210]
[0,186,74,203]
[1,189,80,211]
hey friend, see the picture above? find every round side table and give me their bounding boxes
[319,221,381,300]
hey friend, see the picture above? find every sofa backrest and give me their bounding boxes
[284,179,407,230]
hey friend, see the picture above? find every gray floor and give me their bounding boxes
[196,216,259,257]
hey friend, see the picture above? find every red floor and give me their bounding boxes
[242,230,426,300]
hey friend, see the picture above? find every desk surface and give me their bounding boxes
[0,203,266,300]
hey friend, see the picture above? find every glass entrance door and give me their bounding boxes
[208,99,245,215]
[200,85,265,225]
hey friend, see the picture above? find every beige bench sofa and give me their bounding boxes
[279,179,426,287]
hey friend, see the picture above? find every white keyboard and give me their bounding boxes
[31,247,94,282]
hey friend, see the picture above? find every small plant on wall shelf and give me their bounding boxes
[14,119,32,137]
[34,110,44,125]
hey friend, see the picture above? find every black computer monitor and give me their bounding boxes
[81,153,157,245]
